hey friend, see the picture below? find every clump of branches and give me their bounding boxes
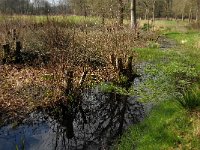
[0,17,154,124]
[190,21,200,30]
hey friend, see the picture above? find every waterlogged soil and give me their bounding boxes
[0,87,153,150]
[157,35,177,49]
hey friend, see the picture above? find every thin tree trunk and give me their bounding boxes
[152,0,156,22]
[189,8,192,23]
[131,0,137,29]
[196,9,198,22]
[83,3,87,18]
[197,0,200,17]
[182,12,184,21]
[147,10,150,31]
[118,0,124,25]
[144,8,148,20]
[102,13,105,25]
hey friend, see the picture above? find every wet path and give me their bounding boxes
[157,35,177,49]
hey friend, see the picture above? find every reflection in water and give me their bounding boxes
[0,88,145,150]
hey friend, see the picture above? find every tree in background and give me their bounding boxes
[131,0,137,29]
[197,0,200,21]
[172,0,187,20]
[0,0,199,24]
[0,0,32,14]
[118,0,124,25]
[32,0,51,14]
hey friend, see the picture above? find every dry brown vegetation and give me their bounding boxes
[0,16,157,125]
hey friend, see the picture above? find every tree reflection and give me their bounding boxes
[47,88,145,150]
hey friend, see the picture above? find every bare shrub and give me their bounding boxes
[190,21,200,30]
[0,17,153,123]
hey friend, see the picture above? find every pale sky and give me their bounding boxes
[47,0,59,4]
[30,0,60,4]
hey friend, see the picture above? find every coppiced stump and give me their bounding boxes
[127,56,133,74]
[110,53,117,69]
[16,41,22,55]
[15,41,22,63]
[65,70,74,95]
[79,70,88,87]
[2,43,10,63]
[117,58,123,74]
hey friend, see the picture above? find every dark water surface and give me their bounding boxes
[0,87,151,150]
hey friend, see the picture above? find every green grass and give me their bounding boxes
[0,15,101,26]
[177,84,200,110]
[0,16,199,149]
[165,32,200,48]
[165,31,200,71]
[117,100,200,150]
[132,46,199,103]
[139,19,189,33]
[116,20,200,149]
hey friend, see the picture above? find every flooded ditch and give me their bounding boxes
[0,37,155,149]
[0,86,153,150]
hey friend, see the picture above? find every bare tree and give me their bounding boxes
[118,0,124,25]
[131,0,137,29]
[196,0,200,21]
[152,0,156,22]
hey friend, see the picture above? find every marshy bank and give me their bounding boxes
[0,16,159,149]
[0,86,154,150]
[117,22,200,149]
[2,17,200,150]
